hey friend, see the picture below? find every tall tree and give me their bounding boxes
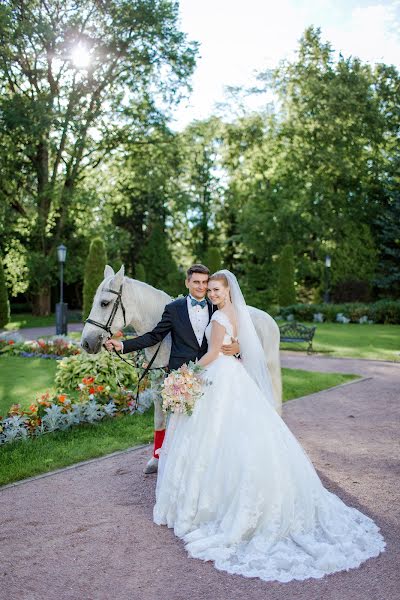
[278,245,296,307]
[82,237,107,320]
[0,255,10,328]
[0,0,197,313]
[225,27,399,305]
[179,118,224,260]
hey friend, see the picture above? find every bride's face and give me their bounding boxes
[207,280,228,306]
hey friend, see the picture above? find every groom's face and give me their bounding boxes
[185,273,209,300]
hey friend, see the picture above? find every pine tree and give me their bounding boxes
[203,247,222,274]
[135,263,146,282]
[0,256,10,328]
[82,238,108,320]
[140,222,181,296]
[278,245,296,307]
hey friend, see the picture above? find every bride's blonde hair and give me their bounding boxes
[209,272,229,287]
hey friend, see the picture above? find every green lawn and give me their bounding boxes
[0,409,155,486]
[281,367,356,401]
[0,356,58,415]
[0,355,357,486]
[280,322,400,361]
[3,312,81,330]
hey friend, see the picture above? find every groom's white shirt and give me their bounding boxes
[187,295,209,346]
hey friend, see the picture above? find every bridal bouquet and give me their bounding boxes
[161,362,207,416]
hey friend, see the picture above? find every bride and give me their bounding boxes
[153,270,385,582]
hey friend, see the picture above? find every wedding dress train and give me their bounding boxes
[153,310,385,582]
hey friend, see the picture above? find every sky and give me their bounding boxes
[171,0,400,129]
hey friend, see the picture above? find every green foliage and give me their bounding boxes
[0,0,197,313]
[140,222,181,296]
[224,27,399,305]
[0,256,10,328]
[203,247,222,274]
[279,300,400,324]
[179,118,224,259]
[135,263,146,282]
[279,245,296,307]
[369,300,400,325]
[374,196,400,298]
[82,238,107,320]
[330,224,378,302]
[55,351,139,393]
[1,240,29,297]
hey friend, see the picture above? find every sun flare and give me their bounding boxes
[71,44,91,69]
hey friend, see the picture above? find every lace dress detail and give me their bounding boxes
[207,311,235,351]
[153,312,385,582]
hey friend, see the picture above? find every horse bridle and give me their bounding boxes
[85,283,126,336]
[85,281,163,409]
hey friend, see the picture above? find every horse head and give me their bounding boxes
[81,265,126,354]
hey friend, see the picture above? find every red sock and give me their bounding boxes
[153,429,166,458]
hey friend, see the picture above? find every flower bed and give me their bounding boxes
[0,377,155,445]
[0,336,81,359]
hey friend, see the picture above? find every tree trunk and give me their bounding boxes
[32,286,51,316]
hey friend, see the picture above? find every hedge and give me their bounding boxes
[279,300,400,324]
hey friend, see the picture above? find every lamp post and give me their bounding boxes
[323,255,331,303]
[56,244,68,335]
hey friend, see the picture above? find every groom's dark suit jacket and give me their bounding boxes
[122,296,217,370]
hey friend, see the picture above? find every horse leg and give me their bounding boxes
[143,396,166,474]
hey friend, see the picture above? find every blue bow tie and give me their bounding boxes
[190,297,207,308]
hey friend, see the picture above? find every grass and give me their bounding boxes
[0,355,358,486]
[0,356,58,415]
[3,312,81,330]
[280,322,400,362]
[0,409,155,486]
[281,367,356,401]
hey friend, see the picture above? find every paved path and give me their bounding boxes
[0,354,399,600]
[4,323,84,340]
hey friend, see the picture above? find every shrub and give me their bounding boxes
[0,256,10,328]
[55,350,139,393]
[370,300,400,324]
[82,238,107,320]
[278,301,400,324]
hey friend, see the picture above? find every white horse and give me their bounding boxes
[81,265,282,472]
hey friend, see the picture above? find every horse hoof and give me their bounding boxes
[143,459,158,474]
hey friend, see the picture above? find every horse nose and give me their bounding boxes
[82,339,90,351]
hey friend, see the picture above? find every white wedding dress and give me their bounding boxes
[153,310,385,583]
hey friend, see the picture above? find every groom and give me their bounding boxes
[105,264,239,467]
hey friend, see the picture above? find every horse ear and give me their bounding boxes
[104,265,114,279]
[112,265,125,288]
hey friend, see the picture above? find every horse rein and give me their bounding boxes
[85,282,164,409]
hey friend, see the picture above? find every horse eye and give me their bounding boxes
[101,300,110,308]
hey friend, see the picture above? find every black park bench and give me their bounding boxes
[279,322,316,354]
